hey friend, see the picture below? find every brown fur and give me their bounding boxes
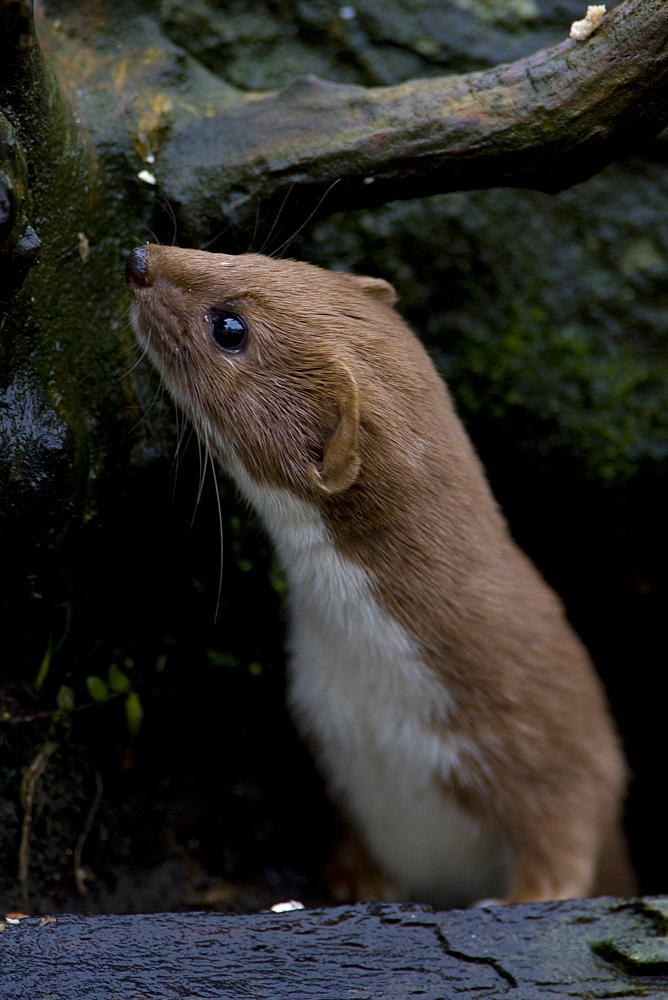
[128,244,634,904]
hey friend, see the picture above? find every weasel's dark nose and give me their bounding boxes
[126,246,151,287]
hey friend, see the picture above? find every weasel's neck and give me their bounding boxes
[220,446,324,554]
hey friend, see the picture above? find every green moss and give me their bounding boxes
[452,313,668,482]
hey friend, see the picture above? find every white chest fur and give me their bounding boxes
[222,450,508,905]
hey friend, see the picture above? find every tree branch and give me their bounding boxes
[158,0,668,234]
[38,0,668,240]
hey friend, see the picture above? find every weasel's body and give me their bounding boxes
[127,244,632,906]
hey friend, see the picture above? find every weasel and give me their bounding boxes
[126,244,633,907]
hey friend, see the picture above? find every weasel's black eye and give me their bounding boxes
[210,311,248,353]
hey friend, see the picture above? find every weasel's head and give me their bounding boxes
[126,244,399,500]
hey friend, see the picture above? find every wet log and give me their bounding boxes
[1,897,668,1000]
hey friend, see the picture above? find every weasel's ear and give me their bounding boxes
[345,274,397,308]
[312,366,361,495]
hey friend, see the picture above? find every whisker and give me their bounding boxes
[118,338,152,379]
[205,439,226,624]
[156,194,179,247]
[199,219,236,252]
[267,178,341,259]
[257,183,296,256]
